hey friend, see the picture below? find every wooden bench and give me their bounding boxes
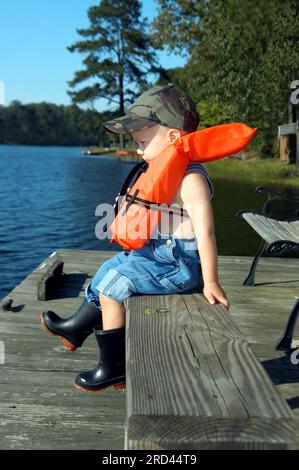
[124,292,295,450]
[237,212,299,284]
[236,187,299,353]
[236,186,299,286]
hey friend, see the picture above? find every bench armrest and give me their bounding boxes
[236,186,299,222]
[255,186,299,220]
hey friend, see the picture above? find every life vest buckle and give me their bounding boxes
[122,189,140,215]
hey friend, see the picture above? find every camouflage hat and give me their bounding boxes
[103,83,199,134]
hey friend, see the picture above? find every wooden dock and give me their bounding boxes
[0,249,298,449]
[82,147,117,155]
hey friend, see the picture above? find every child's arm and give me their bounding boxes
[180,172,230,309]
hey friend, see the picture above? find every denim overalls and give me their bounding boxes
[85,230,203,308]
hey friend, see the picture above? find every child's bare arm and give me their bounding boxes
[180,173,230,309]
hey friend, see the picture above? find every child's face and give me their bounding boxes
[131,125,186,162]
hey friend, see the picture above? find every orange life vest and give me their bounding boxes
[108,123,257,250]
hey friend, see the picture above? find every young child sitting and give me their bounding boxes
[41,83,230,393]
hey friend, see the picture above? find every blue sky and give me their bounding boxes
[0,0,187,110]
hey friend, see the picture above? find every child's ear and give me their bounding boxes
[167,129,180,143]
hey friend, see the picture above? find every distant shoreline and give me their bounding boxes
[1,144,298,188]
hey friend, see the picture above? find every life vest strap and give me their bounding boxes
[125,194,189,217]
[114,161,148,216]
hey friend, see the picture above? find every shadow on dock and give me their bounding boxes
[47,272,89,300]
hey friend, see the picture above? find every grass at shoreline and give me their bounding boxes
[203,157,299,189]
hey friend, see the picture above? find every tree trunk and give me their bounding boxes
[118,72,125,148]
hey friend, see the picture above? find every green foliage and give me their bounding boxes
[0,102,117,146]
[151,0,204,55]
[196,101,236,128]
[151,0,299,157]
[67,0,160,113]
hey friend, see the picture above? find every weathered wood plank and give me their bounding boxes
[125,294,294,450]
[126,416,291,450]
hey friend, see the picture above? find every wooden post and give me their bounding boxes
[31,252,64,301]
[278,123,296,163]
[279,135,291,162]
[279,89,299,171]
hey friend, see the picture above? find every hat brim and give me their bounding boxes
[103,115,160,134]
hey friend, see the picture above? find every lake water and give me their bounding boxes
[0,145,297,300]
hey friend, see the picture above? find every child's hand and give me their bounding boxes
[203,282,230,310]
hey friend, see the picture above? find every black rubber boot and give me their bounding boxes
[74,327,126,392]
[40,298,102,351]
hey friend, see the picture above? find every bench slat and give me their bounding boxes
[242,213,281,243]
[265,217,299,243]
[242,213,299,244]
[125,294,294,450]
[255,214,299,243]
[278,220,299,239]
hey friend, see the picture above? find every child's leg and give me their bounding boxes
[99,293,125,330]
[74,293,127,393]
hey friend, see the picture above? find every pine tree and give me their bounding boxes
[67,0,160,146]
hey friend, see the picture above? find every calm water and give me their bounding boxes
[0,145,297,300]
